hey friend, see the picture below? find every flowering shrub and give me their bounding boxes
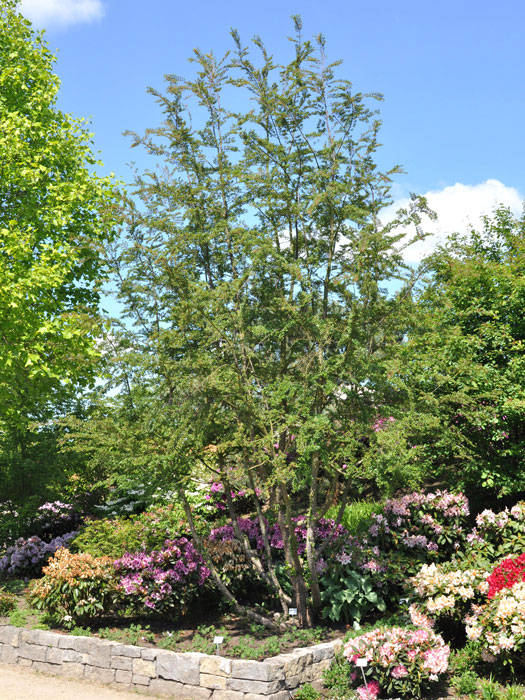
[465,503,525,562]
[114,537,210,614]
[465,582,525,664]
[29,548,117,627]
[487,554,525,599]
[344,625,450,698]
[210,516,348,557]
[367,490,470,566]
[30,501,82,540]
[410,562,489,622]
[0,531,77,578]
[204,482,255,515]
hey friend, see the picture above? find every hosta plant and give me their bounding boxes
[319,566,386,624]
[344,625,450,698]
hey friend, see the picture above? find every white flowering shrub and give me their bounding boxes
[410,562,489,622]
[465,581,525,668]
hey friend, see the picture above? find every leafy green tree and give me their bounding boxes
[378,207,525,500]
[0,1,116,500]
[100,20,428,627]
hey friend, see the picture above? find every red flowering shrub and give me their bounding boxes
[487,553,525,598]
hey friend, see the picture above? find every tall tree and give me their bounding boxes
[378,207,525,501]
[105,20,429,626]
[0,1,116,500]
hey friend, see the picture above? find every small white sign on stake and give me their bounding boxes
[289,608,298,617]
[356,658,368,668]
[213,636,224,655]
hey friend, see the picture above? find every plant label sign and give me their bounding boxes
[289,608,297,616]
[213,636,224,645]
[356,658,368,667]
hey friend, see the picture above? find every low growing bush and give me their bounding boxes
[410,562,489,622]
[465,502,525,562]
[320,566,386,624]
[487,553,525,598]
[465,581,525,669]
[29,548,117,627]
[343,625,450,698]
[367,490,470,569]
[114,537,210,615]
[0,588,17,615]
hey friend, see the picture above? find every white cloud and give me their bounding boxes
[19,0,104,27]
[384,179,523,263]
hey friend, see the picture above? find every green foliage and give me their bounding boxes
[503,685,525,700]
[479,676,501,700]
[0,587,17,615]
[386,207,525,497]
[294,683,321,700]
[73,503,196,559]
[319,567,386,624]
[8,607,28,627]
[322,649,354,698]
[326,501,382,537]
[98,623,154,646]
[0,1,116,506]
[449,640,484,676]
[72,517,146,558]
[450,670,479,696]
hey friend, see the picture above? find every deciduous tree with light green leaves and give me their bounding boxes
[0,1,116,499]
[96,19,430,627]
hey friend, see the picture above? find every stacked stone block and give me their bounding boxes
[0,625,342,698]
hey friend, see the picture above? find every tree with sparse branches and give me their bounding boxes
[102,18,431,627]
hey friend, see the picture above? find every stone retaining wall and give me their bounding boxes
[0,625,342,698]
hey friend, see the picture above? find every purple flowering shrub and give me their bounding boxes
[366,490,470,574]
[0,531,78,578]
[462,502,525,563]
[114,537,210,614]
[210,515,348,558]
[204,482,256,516]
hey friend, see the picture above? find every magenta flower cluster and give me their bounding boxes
[114,537,210,612]
[204,482,260,514]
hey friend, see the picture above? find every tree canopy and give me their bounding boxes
[0,0,116,503]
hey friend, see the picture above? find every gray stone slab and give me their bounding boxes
[18,641,47,662]
[156,650,203,684]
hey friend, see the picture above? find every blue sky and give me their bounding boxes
[20,0,525,258]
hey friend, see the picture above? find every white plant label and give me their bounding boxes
[289,608,298,616]
[213,636,224,645]
[356,658,368,667]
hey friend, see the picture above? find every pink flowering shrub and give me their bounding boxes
[367,491,470,569]
[114,537,210,614]
[344,625,450,697]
